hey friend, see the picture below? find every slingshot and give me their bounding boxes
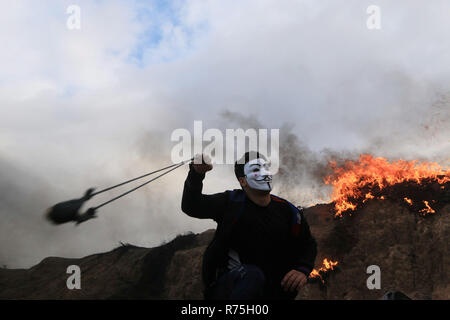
[45,158,192,225]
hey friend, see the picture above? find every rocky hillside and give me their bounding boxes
[0,198,448,299]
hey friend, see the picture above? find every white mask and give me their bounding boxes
[244,158,273,191]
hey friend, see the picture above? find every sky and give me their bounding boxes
[0,0,449,268]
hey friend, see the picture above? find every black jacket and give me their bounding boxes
[181,167,317,297]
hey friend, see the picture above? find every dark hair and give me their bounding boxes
[234,151,267,179]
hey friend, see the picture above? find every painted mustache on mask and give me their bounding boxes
[255,175,272,182]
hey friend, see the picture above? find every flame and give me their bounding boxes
[309,258,339,283]
[420,201,435,215]
[363,192,375,203]
[366,193,375,199]
[404,197,413,205]
[325,154,449,217]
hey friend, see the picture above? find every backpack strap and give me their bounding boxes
[270,194,302,237]
[228,189,246,224]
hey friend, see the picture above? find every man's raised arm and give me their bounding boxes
[181,155,227,222]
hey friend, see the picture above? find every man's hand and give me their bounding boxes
[192,154,213,174]
[281,270,307,292]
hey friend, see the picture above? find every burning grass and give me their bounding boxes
[324,154,449,217]
[308,258,339,286]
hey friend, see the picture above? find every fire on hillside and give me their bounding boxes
[324,154,449,217]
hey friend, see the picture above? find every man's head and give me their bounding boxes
[235,151,273,193]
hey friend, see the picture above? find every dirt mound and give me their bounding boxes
[300,200,449,299]
[0,232,212,299]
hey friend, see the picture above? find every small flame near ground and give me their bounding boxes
[324,154,449,217]
[309,258,339,284]
[420,200,435,215]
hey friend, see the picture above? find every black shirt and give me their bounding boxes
[229,197,295,287]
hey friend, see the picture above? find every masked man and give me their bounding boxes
[181,152,317,300]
